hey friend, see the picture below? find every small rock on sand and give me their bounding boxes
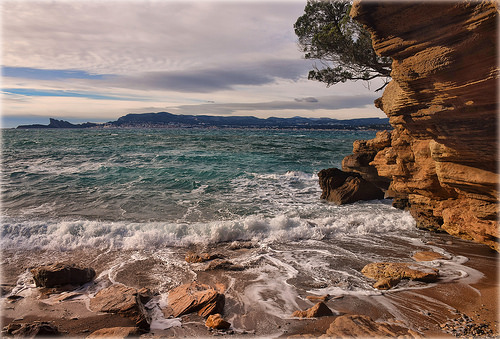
[292,302,333,318]
[205,314,231,330]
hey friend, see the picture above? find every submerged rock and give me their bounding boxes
[292,302,334,318]
[362,262,439,289]
[167,281,225,318]
[204,259,244,271]
[205,314,231,330]
[90,284,150,330]
[185,251,222,263]
[318,168,384,205]
[412,251,445,262]
[325,314,420,338]
[30,263,95,288]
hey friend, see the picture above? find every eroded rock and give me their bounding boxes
[167,281,225,318]
[362,262,439,289]
[413,251,445,262]
[90,284,150,330]
[30,263,95,288]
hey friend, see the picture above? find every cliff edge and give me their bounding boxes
[348,1,499,250]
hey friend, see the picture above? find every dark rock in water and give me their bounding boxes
[90,285,151,330]
[86,327,141,338]
[2,321,60,337]
[292,302,334,318]
[30,263,95,288]
[318,168,385,205]
[167,281,225,318]
[205,314,231,330]
[325,314,419,337]
[204,259,244,271]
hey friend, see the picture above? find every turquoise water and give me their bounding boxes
[2,128,421,250]
[2,127,478,309]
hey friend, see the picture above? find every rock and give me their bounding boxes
[86,327,140,338]
[349,1,499,251]
[205,259,244,271]
[361,262,439,287]
[306,294,330,302]
[90,284,150,330]
[413,251,445,262]
[30,263,95,288]
[205,314,231,330]
[167,281,225,318]
[292,302,333,318]
[318,168,385,205]
[2,321,60,337]
[325,314,420,337]
[227,241,256,250]
[185,251,222,263]
[373,277,401,290]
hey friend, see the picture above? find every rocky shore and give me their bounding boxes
[1,233,498,338]
[345,1,499,251]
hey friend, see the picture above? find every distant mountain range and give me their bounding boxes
[17,112,390,130]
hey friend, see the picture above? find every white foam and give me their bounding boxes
[1,203,417,251]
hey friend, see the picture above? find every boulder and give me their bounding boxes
[167,281,225,318]
[318,168,384,205]
[361,262,439,289]
[292,302,333,318]
[86,327,140,338]
[325,314,420,337]
[90,285,150,330]
[30,263,95,288]
[2,321,60,337]
[205,314,231,330]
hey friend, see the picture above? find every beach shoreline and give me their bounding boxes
[1,232,498,338]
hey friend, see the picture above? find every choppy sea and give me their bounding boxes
[1,128,482,332]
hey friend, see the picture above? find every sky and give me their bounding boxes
[1,0,386,128]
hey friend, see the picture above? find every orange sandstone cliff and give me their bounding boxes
[348,1,499,250]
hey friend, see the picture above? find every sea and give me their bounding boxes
[1,127,482,333]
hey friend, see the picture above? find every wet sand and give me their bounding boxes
[1,233,498,338]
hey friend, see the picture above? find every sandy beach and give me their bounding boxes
[1,231,498,338]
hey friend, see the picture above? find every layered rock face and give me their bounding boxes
[349,1,499,250]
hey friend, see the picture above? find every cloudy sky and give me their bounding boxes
[2,0,385,128]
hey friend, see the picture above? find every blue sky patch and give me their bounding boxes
[3,88,140,101]
[2,66,108,80]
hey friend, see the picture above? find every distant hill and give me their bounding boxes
[17,112,391,130]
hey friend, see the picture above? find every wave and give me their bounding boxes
[1,204,416,251]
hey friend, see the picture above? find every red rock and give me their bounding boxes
[318,168,384,205]
[292,302,333,318]
[90,284,150,330]
[167,281,225,318]
[305,294,330,302]
[30,263,95,288]
[86,327,140,338]
[205,314,231,330]
[373,277,401,290]
[349,1,498,251]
